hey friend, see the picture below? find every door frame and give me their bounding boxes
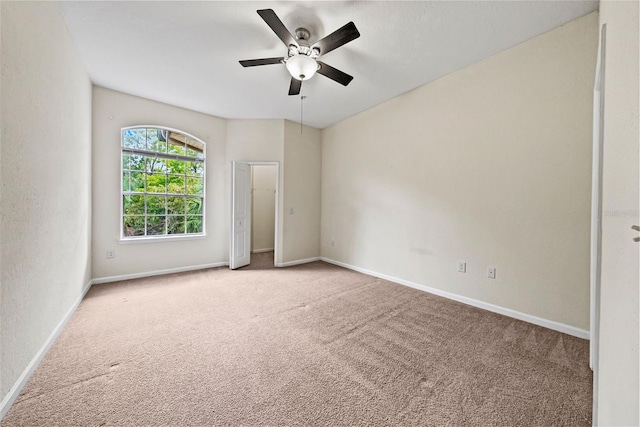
[590,22,606,422]
[229,161,280,268]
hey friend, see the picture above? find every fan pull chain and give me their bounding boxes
[300,92,307,134]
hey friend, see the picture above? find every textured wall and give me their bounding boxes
[321,13,598,331]
[596,2,639,424]
[226,119,285,265]
[226,119,322,266]
[92,87,227,279]
[283,120,322,263]
[1,0,92,401]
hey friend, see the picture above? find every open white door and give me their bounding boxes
[230,162,252,269]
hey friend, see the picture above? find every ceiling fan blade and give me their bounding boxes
[312,22,360,56]
[239,57,284,67]
[257,9,298,48]
[316,61,354,86]
[288,78,302,96]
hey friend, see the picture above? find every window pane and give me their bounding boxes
[167,160,185,175]
[168,139,185,156]
[124,216,145,236]
[186,177,203,195]
[123,171,130,192]
[186,161,203,177]
[187,197,203,215]
[167,197,185,215]
[146,196,166,215]
[146,128,166,153]
[147,173,167,193]
[123,128,146,150]
[124,195,145,215]
[186,216,203,233]
[123,154,145,171]
[129,172,145,192]
[167,216,185,234]
[129,154,145,171]
[123,171,145,192]
[186,138,204,159]
[157,129,168,145]
[147,216,166,235]
[167,175,185,194]
[147,157,167,173]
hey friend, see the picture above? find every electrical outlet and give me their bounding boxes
[107,249,115,259]
[331,239,335,247]
[289,207,295,215]
[488,267,496,279]
[457,261,466,273]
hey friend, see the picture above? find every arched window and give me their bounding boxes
[121,126,205,239]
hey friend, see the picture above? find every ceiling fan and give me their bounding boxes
[239,9,360,96]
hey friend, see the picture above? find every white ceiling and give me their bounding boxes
[60,1,598,129]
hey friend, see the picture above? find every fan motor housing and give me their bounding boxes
[295,28,311,43]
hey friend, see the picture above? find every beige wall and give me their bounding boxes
[226,119,284,264]
[92,87,227,279]
[596,1,639,425]
[321,13,598,331]
[0,0,92,406]
[92,107,322,277]
[251,165,276,252]
[283,120,322,263]
[226,119,284,162]
[226,119,322,265]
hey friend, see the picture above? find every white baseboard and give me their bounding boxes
[252,248,274,254]
[92,262,228,285]
[277,257,321,268]
[320,257,589,340]
[0,279,93,421]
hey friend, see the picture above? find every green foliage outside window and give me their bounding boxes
[122,127,205,238]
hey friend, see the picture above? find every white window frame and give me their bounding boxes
[120,125,206,243]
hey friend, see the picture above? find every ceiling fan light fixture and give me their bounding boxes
[286,54,318,81]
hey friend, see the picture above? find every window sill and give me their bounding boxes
[119,234,207,244]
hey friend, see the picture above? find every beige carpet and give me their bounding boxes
[2,253,592,426]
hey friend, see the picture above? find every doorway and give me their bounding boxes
[250,164,277,266]
[230,161,279,269]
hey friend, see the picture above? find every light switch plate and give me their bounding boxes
[457,261,466,273]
